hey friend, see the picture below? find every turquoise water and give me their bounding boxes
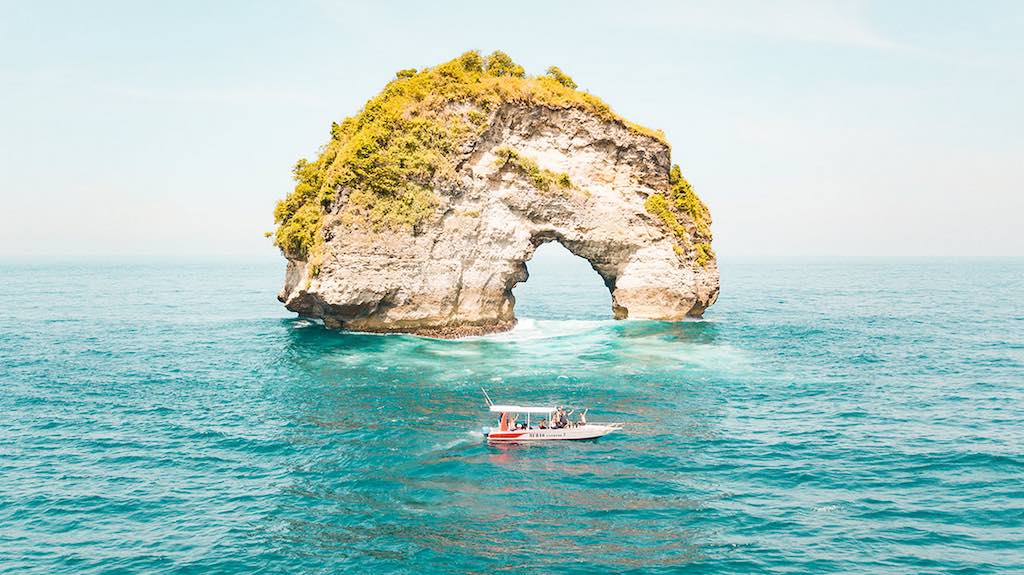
[1,254,1022,574]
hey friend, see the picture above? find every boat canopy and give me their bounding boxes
[489,404,556,414]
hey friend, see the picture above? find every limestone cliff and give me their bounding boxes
[273,51,719,337]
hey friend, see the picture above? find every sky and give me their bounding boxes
[1,0,1021,257]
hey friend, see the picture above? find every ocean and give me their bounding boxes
[1,252,1021,573]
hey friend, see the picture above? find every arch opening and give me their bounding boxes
[511,241,613,320]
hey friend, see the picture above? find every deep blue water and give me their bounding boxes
[1,252,1022,574]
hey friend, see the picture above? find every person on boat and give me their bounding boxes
[565,409,575,427]
[538,418,547,429]
[578,408,588,426]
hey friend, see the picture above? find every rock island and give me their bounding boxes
[272,51,719,337]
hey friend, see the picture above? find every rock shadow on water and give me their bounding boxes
[611,319,723,345]
[282,317,408,356]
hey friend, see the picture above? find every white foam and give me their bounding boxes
[479,317,613,342]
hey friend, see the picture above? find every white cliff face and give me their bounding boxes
[278,104,719,337]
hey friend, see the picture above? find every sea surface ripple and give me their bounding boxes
[1,255,1021,574]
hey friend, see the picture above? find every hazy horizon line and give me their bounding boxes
[2,253,1020,261]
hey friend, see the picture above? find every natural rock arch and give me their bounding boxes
[273,52,719,337]
[510,239,613,319]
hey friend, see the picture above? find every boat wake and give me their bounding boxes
[429,430,484,452]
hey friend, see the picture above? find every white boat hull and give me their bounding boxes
[485,423,621,444]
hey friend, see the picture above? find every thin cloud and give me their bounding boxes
[616,0,903,50]
[6,66,326,107]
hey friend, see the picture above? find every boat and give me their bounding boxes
[482,403,623,444]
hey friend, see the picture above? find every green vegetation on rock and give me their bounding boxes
[485,50,524,77]
[545,66,577,89]
[644,164,714,266]
[493,146,573,193]
[668,164,711,238]
[644,193,688,244]
[272,50,667,265]
[695,242,715,267]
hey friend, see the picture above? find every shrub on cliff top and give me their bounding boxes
[545,66,577,89]
[272,50,673,266]
[485,51,525,77]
